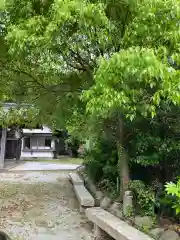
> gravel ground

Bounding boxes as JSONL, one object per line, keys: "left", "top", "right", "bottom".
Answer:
{"left": 0, "top": 172, "right": 94, "bottom": 240}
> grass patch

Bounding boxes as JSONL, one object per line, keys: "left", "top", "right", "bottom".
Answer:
{"left": 24, "top": 157, "right": 83, "bottom": 165}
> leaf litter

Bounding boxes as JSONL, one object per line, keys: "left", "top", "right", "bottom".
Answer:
{"left": 0, "top": 172, "right": 94, "bottom": 240}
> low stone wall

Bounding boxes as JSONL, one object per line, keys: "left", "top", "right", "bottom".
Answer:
{"left": 73, "top": 184, "right": 94, "bottom": 207}
{"left": 69, "top": 172, "right": 84, "bottom": 185}
{"left": 79, "top": 171, "right": 180, "bottom": 240}
{"left": 69, "top": 172, "right": 95, "bottom": 212}
{"left": 86, "top": 207, "right": 153, "bottom": 240}
{"left": 78, "top": 171, "right": 104, "bottom": 206}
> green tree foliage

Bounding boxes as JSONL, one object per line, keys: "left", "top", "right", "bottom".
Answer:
{"left": 82, "top": 0, "right": 180, "bottom": 198}
{"left": 0, "top": 0, "right": 179, "bottom": 202}
{"left": 0, "top": 104, "right": 41, "bottom": 127}
{"left": 1, "top": 0, "right": 113, "bottom": 128}
{"left": 83, "top": 48, "right": 178, "bottom": 119}
{"left": 165, "top": 179, "right": 180, "bottom": 215}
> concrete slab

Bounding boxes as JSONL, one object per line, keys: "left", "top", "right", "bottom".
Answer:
{"left": 86, "top": 207, "right": 153, "bottom": 240}
{"left": 9, "top": 162, "right": 81, "bottom": 171}
{"left": 74, "top": 185, "right": 94, "bottom": 207}
{"left": 69, "top": 172, "right": 84, "bottom": 185}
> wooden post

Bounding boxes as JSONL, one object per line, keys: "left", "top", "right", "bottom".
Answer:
{"left": 0, "top": 128, "right": 7, "bottom": 169}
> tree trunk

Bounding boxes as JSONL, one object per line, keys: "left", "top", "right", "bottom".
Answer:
{"left": 117, "top": 117, "right": 130, "bottom": 201}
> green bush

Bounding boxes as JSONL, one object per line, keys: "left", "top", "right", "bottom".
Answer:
{"left": 154, "top": 184, "right": 175, "bottom": 218}
{"left": 84, "top": 158, "right": 104, "bottom": 183}
{"left": 84, "top": 138, "right": 118, "bottom": 184}
{"left": 128, "top": 180, "right": 155, "bottom": 216}
{"left": 129, "top": 180, "right": 176, "bottom": 218}
{"left": 98, "top": 178, "right": 118, "bottom": 199}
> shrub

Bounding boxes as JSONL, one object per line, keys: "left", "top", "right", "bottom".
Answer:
{"left": 98, "top": 178, "right": 118, "bottom": 199}
{"left": 165, "top": 178, "right": 180, "bottom": 215}
{"left": 84, "top": 138, "right": 118, "bottom": 184}
{"left": 84, "top": 157, "right": 104, "bottom": 183}
{"left": 128, "top": 180, "right": 155, "bottom": 216}
{"left": 154, "top": 183, "right": 175, "bottom": 218}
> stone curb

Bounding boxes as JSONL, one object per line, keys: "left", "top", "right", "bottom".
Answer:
{"left": 69, "top": 172, "right": 95, "bottom": 211}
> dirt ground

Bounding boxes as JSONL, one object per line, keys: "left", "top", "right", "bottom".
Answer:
{"left": 0, "top": 172, "right": 94, "bottom": 240}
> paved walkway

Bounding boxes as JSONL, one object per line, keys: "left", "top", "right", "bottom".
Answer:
{"left": 0, "top": 171, "right": 94, "bottom": 240}
{"left": 10, "top": 162, "right": 81, "bottom": 171}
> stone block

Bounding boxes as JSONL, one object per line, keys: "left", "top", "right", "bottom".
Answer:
{"left": 69, "top": 172, "right": 84, "bottom": 185}
{"left": 150, "top": 228, "right": 165, "bottom": 239}
{"left": 109, "top": 202, "right": 123, "bottom": 219}
{"left": 76, "top": 165, "right": 85, "bottom": 172}
{"left": 86, "top": 207, "right": 153, "bottom": 240}
{"left": 74, "top": 184, "right": 94, "bottom": 207}
{"left": 100, "top": 196, "right": 111, "bottom": 210}
{"left": 95, "top": 191, "right": 104, "bottom": 206}
{"left": 160, "top": 230, "right": 180, "bottom": 240}
{"left": 96, "top": 191, "right": 104, "bottom": 201}
{"left": 123, "top": 190, "right": 133, "bottom": 216}
{"left": 134, "top": 216, "right": 154, "bottom": 229}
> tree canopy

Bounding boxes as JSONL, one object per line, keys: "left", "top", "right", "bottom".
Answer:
{"left": 0, "top": 0, "right": 179, "bottom": 128}
{"left": 0, "top": 0, "right": 179, "bottom": 197}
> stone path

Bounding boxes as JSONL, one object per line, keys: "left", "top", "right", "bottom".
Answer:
{"left": 0, "top": 171, "right": 94, "bottom": 240}
{"left": 10, "top": 162, "right": 80, "bottom": 171}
